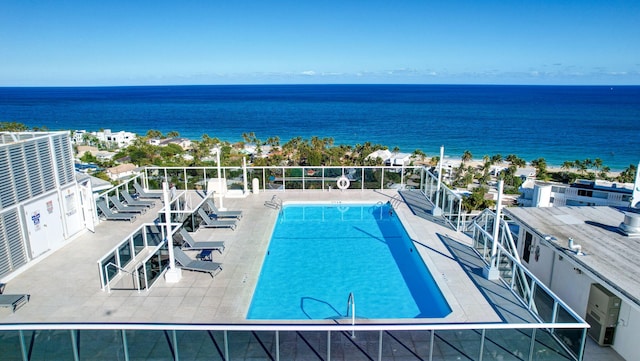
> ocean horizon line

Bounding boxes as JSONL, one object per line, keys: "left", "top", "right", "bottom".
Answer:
{"left": 2, "top": 83, "right": 640, "bottom": 89}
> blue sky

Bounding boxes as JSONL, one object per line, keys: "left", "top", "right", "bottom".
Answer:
{"left": 1, "top": 0, "right": 639, "bottom": 86}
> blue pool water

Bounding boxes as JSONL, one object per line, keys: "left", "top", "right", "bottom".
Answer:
{"left": 247, "top": 203, "right": 451, "bottom": 320}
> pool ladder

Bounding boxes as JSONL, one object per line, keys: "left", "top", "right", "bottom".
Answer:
{"left": 346, "top": 292, "right": 356, "bottom": 338}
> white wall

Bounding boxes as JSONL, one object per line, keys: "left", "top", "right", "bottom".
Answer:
{"left": 613, "top": 301, "right": 640, "bottom": 361}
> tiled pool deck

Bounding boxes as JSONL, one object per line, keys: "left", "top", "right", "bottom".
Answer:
{"left": 0, "top": 190, "right": 624, "bottom": 360}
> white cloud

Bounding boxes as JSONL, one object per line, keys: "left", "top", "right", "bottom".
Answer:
{"left": 301, "top": 70, "right": 316, "bottom": 76}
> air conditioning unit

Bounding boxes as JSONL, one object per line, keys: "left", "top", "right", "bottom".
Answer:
{"left": 585, "top": 283, "right": 621, "bottom": 346}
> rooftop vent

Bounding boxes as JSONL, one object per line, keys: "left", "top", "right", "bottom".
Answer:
{"left": 619, "top": 212, "right": 640, "bottom": 238}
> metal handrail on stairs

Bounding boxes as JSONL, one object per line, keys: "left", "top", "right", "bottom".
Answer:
{"left": 104, "top": 262, "right": 141, "bottom": 294}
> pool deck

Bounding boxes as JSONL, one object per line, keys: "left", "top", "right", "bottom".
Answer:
{"left": 0, "top": 189, "right": 623, "bottom": 360}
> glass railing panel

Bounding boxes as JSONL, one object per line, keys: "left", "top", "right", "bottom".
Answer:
{"left": 499, "top": 254, "right": 514, "bottom": 285}
{"left": 532, "top": 285, "right": 555, "bottom": 323}
{"left": 101, "top": 252, "right": 117, "bottom": 286}
{"left": 118, "top": 241, "right": 132, "bottom": 268}
{"left": 77, "top": 330, "right": 124, "bottom": 360}
{"left": 124, "top": 330, "right": 174, "bottom": 360}
{"left": 28, "top": 330, "right": 76, "bottom": 360}
{"left": 0, "top": 330, "right": 23, "bottom": 360}
{"left": 145, "top": 224, "right": 164, "bottom": 247}
{"left": 555, "top": 307, "right": 585, "bottom": 358}
{"left": 363, "top": 168, "right": 382, "bottom": 189}
{"left": 132, "top": 229, "right": 145, "bottom": 255}
{"left": 228, "top": 331, "right": 260, "bottom": 360}
{"left": 434, "top": 329, "right": 482, "bottom": 360}
{"left": 266, "top": 169, "right": 284, "bottom": 190}
{"left": 385, "top": 330, "right": 432, "bottom": 359}
{"left": 175, "top": 330, "right": 225, "bottom": 360}
{"left": 513, "top": 271, "right": 533, "bottom": 302}
{"left": 383, "top": 168, "right": 402, "bottom": 189}
{"left": 185, "top": 168, "right": 205, "bottom": 190}
{"left": 483, "top": 328, "right": 533, "bottom": 361}
{"left": 284, "top": 168, "right": 303, "bottom": 190}
{"left": 144, "top": 247, "right": 169, "bottom": 288}
{"left": 533, "top": 328, "right": 577, "bottom": 361}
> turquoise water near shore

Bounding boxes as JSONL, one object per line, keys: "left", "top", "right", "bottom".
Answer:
{"left": 0, "top": 84, "right": 638, "bottom": 170}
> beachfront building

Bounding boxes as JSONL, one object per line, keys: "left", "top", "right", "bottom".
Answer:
{"left": 0, "top": 131, "right": 90, "bottom": 280}
{"left": 519, "top": 179, "right": 635, "bottom": 208}
{"left": 505, "top": 206, "right": 640, "bottom": 361}
{"left": 0, "top": 151, "right": 610, "bottom": 361}
{"left": 95, "top": 129, "right": 137, "bottom": 148}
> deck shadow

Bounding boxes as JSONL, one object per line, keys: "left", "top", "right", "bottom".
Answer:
{"left": 438, "top": 234, "right": 537, "bottom": 324}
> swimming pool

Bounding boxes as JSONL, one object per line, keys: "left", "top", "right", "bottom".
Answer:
{"left": 247, "top": 203, "right": 451, "bottom": 320}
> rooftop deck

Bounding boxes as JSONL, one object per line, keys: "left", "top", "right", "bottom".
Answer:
{"left": 0, "top": 190, "right": 620, "bottom": 360}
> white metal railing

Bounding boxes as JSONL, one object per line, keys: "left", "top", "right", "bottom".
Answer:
{"left": 104, "top": 262, "right": 140, "bottom": 294}
{"left": 470, "top": 210, "right": 589, "bottom": 360}
{"left": 346, "top": 292, "right": 356, "bottom": 338}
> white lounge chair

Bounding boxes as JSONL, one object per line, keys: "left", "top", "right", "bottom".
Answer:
{"left": 173, "top": 247, "right": 222, "bottom": 277}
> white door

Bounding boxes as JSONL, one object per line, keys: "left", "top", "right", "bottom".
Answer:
{"left": 79, "top": 180, "right": 96, "bottom": 232}
{"left": 23, "top": 195, "right": 65, "bottom": 258}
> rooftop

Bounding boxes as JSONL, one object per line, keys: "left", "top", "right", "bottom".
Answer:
{"left": 505, "top": 205, "right": 640, "bottom": 307}
{"left": 0, "top": 189, "right": 619, "bottom": 360}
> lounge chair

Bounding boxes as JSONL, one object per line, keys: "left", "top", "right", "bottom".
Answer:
{"left": 122, "top": 191, "right": 155, "bottom": 208}
{"left": 133, "top": 183, "right": 163, "bottom": 199}
{"left": 197, "top": 209, "right": 237, "bottom": 230}
{"left": 204, "top": 198, "right": 243, "bottom": 219}
{"left": 0, "top": 294, "right": 30, "bottom": 312}
{"left": 176, "top": 228, "right": 225, "bottom": 253}
{"left": 96, "top": 200, "right": 136, "bottom": 222}
{"left": 173, "top": 247, "right": 222, "bottom": 277}
{"left": 109, "top": 196, "right": 147, "bottom": 214}
{"left": 264, "top": 195, "right": 282, "bottom": 209}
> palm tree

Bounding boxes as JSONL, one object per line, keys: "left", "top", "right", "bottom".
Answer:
{"left": 462, "top": 150, "right": 473, "bottom": 163}
{"left": 167, "top": 131, "right": 180, "bottom": 138}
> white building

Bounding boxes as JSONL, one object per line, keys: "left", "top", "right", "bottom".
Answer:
{"left": 94, "top": 129, "right": 137, "bottom": 148}
{"left": 506, "top": 206, "right": 640, "bottom": 361}
{"left": 519, "top": 179, "right": 634, "bottom": 208}
{"left": 0, "top": 131, "right": 91, "bottom": 280}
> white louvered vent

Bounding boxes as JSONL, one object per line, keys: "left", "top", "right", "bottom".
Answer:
{"left": 24, "top": 142, "right": 45, "bottom": 195}
{"left": 0, "top": 147, "right": 14, "bottom": 209}
{"left": 9, "top": 144, "right": 30, "bottom": 203}
{"left": 53, "top": 135, "right": 75, "bottom": 186}
{"left": 0, "top": 209, "right": 27, "bottom": 278}
{"left": 38, "top": 139, "right": 56, "bottom": 191}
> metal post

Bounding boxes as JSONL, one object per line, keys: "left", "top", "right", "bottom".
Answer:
{"left": 378, "top": 330, "right": 383, "bottom": 361}
{"left": 528, "top": 328, "right": 537, "bottom": 361}
{"left": 121, "top": 330, "right": 130, "bottom": 361}
{"left": 429, "top": 329, "right": 435, "bottom": 361}
{"left": 223, "top": 330, "right": 229, "bottom": 361}
{"left": 432, "top": 146, "right": 444, "bottom": 216}
{"left": 483, "top": 179, "right": 503, "bottom": 280}
{"left": 172, "top": 330, "right": 179, "bottom": 361}
{"left": 327, "top": 331, "right": 331, "bottom": 361}
{"left": 19, "top": 330, "right": 28, "bottom": 361}
{"left": 275, "top": 330, "right": 280, "bottom": 361}
{"left": 69, "top": 330, "right": 80, "bottom": 361}
{"left": 215, "top": 147, "right": 226, "bottom": 211}
{"left": 164, "top": 181, "right": 181, "bottom": 282}
{"left": 242, "top": 157, "right": 248, "bottom": 195}
{"left": 479, "top": 329, "right": 485, "bottom": 361}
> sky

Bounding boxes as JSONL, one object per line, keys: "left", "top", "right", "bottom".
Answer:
{"left": 1, "top": 0, "right": 639, "bottom": 86}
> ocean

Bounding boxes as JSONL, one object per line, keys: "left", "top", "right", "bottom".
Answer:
{"left": 0, "top": 84, "right": 638, "bottom": 170}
